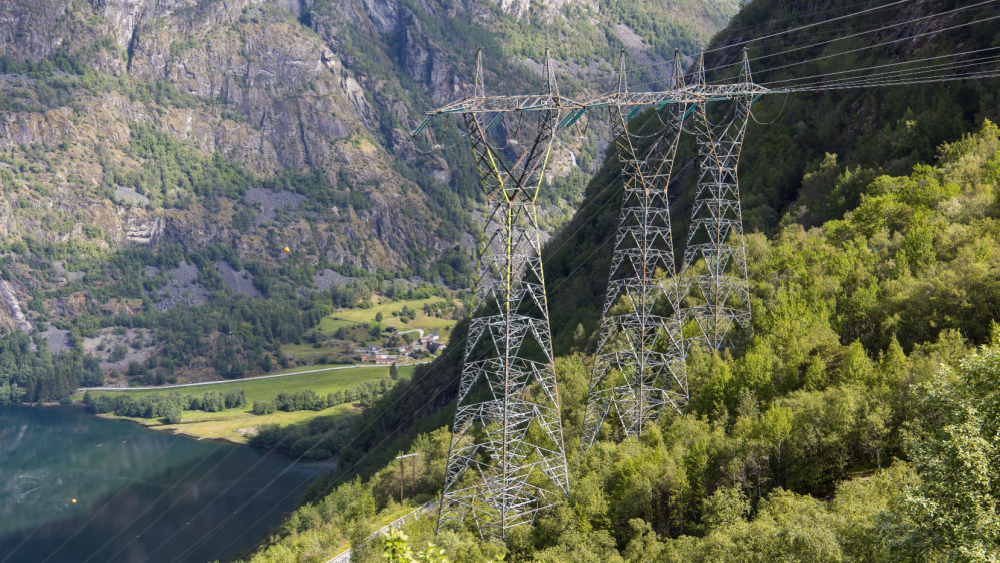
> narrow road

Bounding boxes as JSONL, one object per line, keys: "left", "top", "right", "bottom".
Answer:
{"left": 76, "top": 361, "right": 430, "bottom": 393}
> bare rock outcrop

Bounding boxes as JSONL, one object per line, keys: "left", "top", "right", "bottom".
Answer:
{"left": 0, "top": 280, "right": 31, "bottom": 333}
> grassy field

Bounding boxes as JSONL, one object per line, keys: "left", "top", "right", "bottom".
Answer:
{"left": 109, "top": 402, "right": 360, "bottom": 444}
{"left": 73, "top": 364, "right": 416, "bottom": 441}
{"left": 73, "top": 366, "right": 414, "bottom": 444}
{"left": 74, "top": 364, "right": 415, "bottom": 403}
{"left": 331, "top": 297, "right": 458, "bottom": 334}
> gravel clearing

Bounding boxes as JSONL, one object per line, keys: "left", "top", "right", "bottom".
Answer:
{"left": 86, "top": 328, "right": 157, "bottom": 371}
{"left": 38, "top": 329, "right": 71, "bottom": 353}
{"left": 313, "top": 269, "right": 354, "bottom": 289}
{"left": 246, "top": 187, "right": 305, "bottom": 225}
{"left": 115, "top": 186, "right": 150, "bottom": 206}
{"left": 148, "top": 261, "right": 209, "bottom": 311}
{"left": 216, "top": 261, "right": 261, "bottom": 297}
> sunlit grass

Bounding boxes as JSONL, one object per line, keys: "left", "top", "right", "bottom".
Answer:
{"left": 74, "top": 364, "right": 414, "bottom": 403}
{"left": 280, "top": 297, "right": 459, "bottom": 359}
{"left": 117, "top": 403, "right": 359, "bottom": 443}
{"left": 74, "top": 364, "right": 417, "bottom": 442}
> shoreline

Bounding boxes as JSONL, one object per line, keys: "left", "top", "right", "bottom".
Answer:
{"left": 9, "top": 403, "right": 254, "bottom": 447}
{"left": 101, "top": 412, "right": 255, "bottom": 445}
{"left": 82, "top": 401, "right": 360, "bottom": 454}
{"left": 76, "top": 361, "right": 429, "bottom": 393}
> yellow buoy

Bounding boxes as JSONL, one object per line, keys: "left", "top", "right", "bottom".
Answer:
{"left": 283, "top": 247, "right": 290, "bottom": 253}
{"left": 72, "top": 499, "right": 77, "bottom": 504}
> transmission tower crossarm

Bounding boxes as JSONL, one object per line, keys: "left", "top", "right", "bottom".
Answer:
{"left": 426, "top": 94, "right": 586, "bottom": 116}
{"left": 584, "top": 83, "right": 770, "bottom": 110}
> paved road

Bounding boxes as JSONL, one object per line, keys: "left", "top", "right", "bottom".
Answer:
{"left": 76, "top": 361, "right": 430, "bottom": 393}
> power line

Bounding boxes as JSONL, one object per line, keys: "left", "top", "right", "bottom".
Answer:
{"left": 626, "top": 1, "right": 998, "bottom": 91}
{"left": 90, "top": 148, "right": 635, "bottom": 562}
{"left": 128, "top": 306, "right": 401, "bottom": 563}
{"left": 768, "top": 50, "right": 1000, "bottom": 90}
{"left": 760, "top": 44, "right": 1000, "bottom": 86}
{"left": 746, "top": 0, "right": 998, "bottom": 66}
{"left": 628, "top": 16, "right": 900, "bottom": 78}
{"left": 85, "top": 410, "right": 283, "bottom": 563}
{"left": 627, "top": 0, "right": 929, "bottom": 77}
{"left": 37, "top": 434, "right": 185, "bottom": 563}
{"left": 750, "top": 8, "right": 1000, "bottom": 79}
{"left": 784, "top": 68, "right": 1000, "bottom": 91}
{"left": 208, "top": 226, "right": 620, "bottom": 563}
{"left": 146, "top": 314, "right": 497, "bottom": 561}
{"left": 41, "top": 9, "right": 1000, "bottom": 558}
{"left": 706, "top": 0, "right": 911, "bottom": 54}
{"left": 157, "top": 101, "right": 649, "bottom": 557}
{"left": 65, "top": 284, "right": 348, "bottom": 563}
{"left": 132, "top": 424, "right": 304, "bottom": 563}
{"left": 713, "top": 0, "right": 915, "bottom": 37}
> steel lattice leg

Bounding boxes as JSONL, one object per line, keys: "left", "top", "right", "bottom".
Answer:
{"left": 681, "top": 50, "right": 755, "bottom": 351}
{"left": 580, "top": 51, "right": 689, "bottom": 453}
{"left": 437, "top": 50, "right": 569, "bottom": 541}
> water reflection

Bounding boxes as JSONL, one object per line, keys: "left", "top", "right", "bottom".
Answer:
{"left": 0, "top": 406, "right": 318, "bottom": 563}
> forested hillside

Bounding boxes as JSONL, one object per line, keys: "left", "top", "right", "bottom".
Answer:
{"left": 545, "top": 0, "right": 1000, "bottom": 351}
{"left": 236, "top": 116, "right": 1000, "bottom": 562}
{"left": 227, "top": 0, "right": 1000, "bottom": 561}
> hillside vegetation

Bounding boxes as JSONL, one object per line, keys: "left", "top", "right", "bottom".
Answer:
{"left": 544, "top": 0, "right": 1000, "bottom": 351}
{"left": 232, "top": 116, "right": 1000, "bottom": 561}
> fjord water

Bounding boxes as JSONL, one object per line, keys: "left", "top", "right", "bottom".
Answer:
{"left": 0, "top": 406, "right": 318, "bottom": 563}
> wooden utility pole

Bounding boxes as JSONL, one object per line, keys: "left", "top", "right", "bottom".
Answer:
{"left": 396, "top": 452, "right": 419, "bottom": 503}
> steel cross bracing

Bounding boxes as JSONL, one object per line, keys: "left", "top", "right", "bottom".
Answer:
{"left": 418, "top": 46, "right": 769, "bottom": 539}
{"left": 436, "top": 49, "right": 570, "bottom": 542}
{"left": 680, "top": 50, "right": 756, "bottom": 350}
{"left": 579, "top": 50, "right": 690, "bottom": 453}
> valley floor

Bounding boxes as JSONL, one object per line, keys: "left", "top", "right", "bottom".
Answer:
{"left": 69, "top": 364, "right": 418, "bottom": 443}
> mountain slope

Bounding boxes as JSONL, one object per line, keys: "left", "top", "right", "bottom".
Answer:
{"left": 0, "top": 0, "right": 740, "bottom": 402}
{"left": 544, "top": 0, "right": 1000, "bottom": 352}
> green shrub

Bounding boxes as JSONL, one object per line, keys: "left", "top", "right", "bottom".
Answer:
{"left": 253, "top": 399, "right": 277, "bottom": 415}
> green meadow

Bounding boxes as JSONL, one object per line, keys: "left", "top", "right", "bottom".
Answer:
{"left": 74, "top": 364, "right": 413, "bottom": 403}
{"left": 71, "top": 364, "right": 415, "bottom": 443}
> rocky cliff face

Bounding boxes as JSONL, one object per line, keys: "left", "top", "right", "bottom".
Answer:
{"left": 0, "top": 0, "right": 733, "bottom": 330}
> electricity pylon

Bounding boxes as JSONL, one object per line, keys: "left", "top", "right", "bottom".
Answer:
{"left": 681, "top": 50, "right": 757, "bottom": 350}
{"left": 579, "top": 50, "right": 690, "bottom": 453}
{"left": 414, "top": 45, "right": 770, "bottom": 539}
{"left": 436, "top": 49, "right": 571, "bottom": 541}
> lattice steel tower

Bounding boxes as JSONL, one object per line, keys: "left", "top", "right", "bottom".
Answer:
{"left": 682, "top": 50, "right": 756, "bottom": 350}
{"left": 579, "top": 50, "right": 690, "bottom": 453}
{"left": 437, "top": 49, "right": 570, "bottom": 540}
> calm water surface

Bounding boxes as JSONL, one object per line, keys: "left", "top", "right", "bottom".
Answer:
{"left": 0, "top": 406, "right": 321, "bottom": 563}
